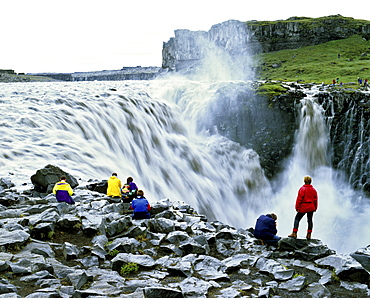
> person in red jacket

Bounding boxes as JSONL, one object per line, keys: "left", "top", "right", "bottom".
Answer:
{"left": 288, "top": 175, "right": 318, "bottom": 240}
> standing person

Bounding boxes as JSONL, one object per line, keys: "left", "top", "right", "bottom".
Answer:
{"left": 130, "top": 190, "right": 151, "bottom": 219}
{"left": 107, "top": 173, "right": 122, "bottom": 198}
{"left": 52, "top": 176, "right": 75, "bottom": 204}
{"left": 288, "top": 175, "right": 318, "bottom": 240}
{"left": 253, "top": 213, "right": 281, "bottom": 245}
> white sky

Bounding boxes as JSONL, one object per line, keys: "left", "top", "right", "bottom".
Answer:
{"left": 1, "top": 0, "right": 369, "bottom": 74}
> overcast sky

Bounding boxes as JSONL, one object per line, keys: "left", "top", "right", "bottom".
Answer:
{"left": 2, "top": 0, "right": 369, "bottom": 74}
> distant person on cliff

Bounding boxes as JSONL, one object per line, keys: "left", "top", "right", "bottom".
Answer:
{"left": 253, "top": 213, "right": 281, "bottom": 245}
{"left": 288, "top": 175, "right": 318, "bottom": 240}
{"left": 107, "top": 173, "right": 122, "bottom": 198}
{"left": 122, "top": 176, "right": 138, "bottom": 202}
{"left": 52, "top": 176, "right": 75, "bottom": 204}
{"left": 130, "top": 189, "right": 151, "bottom": 219}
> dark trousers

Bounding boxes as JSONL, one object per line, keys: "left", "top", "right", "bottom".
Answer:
{"left": 293, "top": 211, "right": 314, "bottom": 232}
{"left": 132, "top": 211, "right": 150, "bottom": 219}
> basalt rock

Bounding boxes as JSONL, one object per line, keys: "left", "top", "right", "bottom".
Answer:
{"left": 30, "top": 164, "right": 78, "bottom": 193}
{"left": 0, "top": 175, "right": 369, "bottom": 297}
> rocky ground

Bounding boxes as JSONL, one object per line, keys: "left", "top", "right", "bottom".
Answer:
{"left": 1, "top": 168, "right": 370, "bottom": 297}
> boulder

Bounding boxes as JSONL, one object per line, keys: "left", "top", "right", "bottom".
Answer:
{"left": 350, "top": 245, "right": 370, "bottom": 272}
{"left": 315, "top": 254, "right": 370, "bottom": 283}
{"left": 86, "top": 180, "right": 108, "bottom": 194}
{"left": 143, "top": 287, "right": 184, "bottom": 298}
{"left": 0, "top": 178, "right": 15, "bottom": 190}
{"left": 30, "top": 164, "right": 78, "bottom": 193}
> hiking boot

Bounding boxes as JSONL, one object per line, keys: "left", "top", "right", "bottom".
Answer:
{"left": 306, "top": 233, "right": 312, "bottom": 240}
{"left": 288, "top": 232, "right": 297, "bottom": 238}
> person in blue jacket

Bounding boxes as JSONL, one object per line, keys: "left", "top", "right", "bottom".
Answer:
{"left": 130, "top": 190, "right": 151, "bottom": 219}
{"left": 253, "top": 213, "right": 281, "bottom": 245}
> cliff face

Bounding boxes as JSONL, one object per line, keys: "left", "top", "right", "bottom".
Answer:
{"left": 33, "top": 67, "right": 162, "bottom": 82}
{"left": 248, "top": 15, "right": 370, "bottom": 52}
{"left": 206, "top": 83, "right": 370, "bottom": 196}
{"left": 318, "top": 91, "right": 370, "bottom": 194}
{"left": 162, "top": 16, "right": 370, "bottom": 71}
{"left": 162, "top": 20, "right": 255, "bottom": 71}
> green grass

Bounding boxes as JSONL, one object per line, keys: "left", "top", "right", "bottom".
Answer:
{"left": 247, "top": 15, "right": 370, "bottom": 29}
{"left": 255, "top": 34, "right": 370, "bottom": 84}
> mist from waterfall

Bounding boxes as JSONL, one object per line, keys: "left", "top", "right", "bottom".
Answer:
{"left": 271, "top": 91, "right": 370, "bottom": 253}
{"left": 0, "top": 79, "right": 272, "bottom": 230}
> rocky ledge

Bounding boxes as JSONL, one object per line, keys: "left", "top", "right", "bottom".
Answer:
{"left": 1, "top": 168, "right": 370, "bottom": 297}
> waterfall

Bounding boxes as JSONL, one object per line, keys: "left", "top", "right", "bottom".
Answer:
{"left": 1, "top": 79, "right": 369, "bottom": 253}
{"left": 272, "top": 92, "right": 370, "bottom": 252}
{"left": 0, "top": 80, "right": 271, "bottom": 230}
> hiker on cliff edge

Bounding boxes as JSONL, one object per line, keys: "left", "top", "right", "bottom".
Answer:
{"left": 253, "top": 213, "right": 281, "bottom": 245}
{"left": 288, "top": 175, "right": 318, "bottom": 240}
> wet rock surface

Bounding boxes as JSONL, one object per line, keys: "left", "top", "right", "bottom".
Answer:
{"left": 0, "top": 172, "right": 369, "bottom": 297}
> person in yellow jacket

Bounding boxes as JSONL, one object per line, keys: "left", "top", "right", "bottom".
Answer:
{"left": 52, "top": 176, "right": 75, "bottom": 204}
{"left": 107, "top": 173, "right": 122, "bottom": 198}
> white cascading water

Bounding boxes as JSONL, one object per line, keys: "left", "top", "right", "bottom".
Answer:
{"left": 0, "top": 79, "right": 272, "bottom": 230}
{"left": 272, "top": 91, "right": 370, "bottom": 252}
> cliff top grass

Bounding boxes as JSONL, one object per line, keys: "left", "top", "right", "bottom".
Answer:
{"left": 255, "top": 34, "right": 370, "bottom": 84}
{"left": 246, "top": 14, "right": 370, "bottom": 28}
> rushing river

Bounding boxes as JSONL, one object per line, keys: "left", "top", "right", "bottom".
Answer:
{"left": 0, "top": 78, "right": 369, "bottom": 253}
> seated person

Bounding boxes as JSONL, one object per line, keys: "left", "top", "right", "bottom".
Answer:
{"left": 130, "top": 190, "right": 151, "bottom": 219}
{"left": 253, "top": 213, "right": 281, "bottom": 245}
{"left": 52, "top": 176, "right": 75, "bottom": 205}
{"left": 107, "top": 173, "right": 122, "bottom": 198}
{"left": 122, "top": 176, "right": 138, "bottom": 202}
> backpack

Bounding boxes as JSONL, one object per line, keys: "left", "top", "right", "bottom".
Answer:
{"left": 121, "top": 184, "right": 130, "bottom": 198}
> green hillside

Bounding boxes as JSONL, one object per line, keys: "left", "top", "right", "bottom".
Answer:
{"left": 255, "top": 34, "right": 370, "bottom": 84}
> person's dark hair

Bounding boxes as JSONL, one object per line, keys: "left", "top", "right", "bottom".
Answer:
{"left": 270, "top": 213, "right": 277, "bottom": 221}
{"left": 112, "top": 173, "right": 117, "bottom": 176}
{"left": 60, "top": 175, "right": 67, "bottom": 181}
{"left": 127, "top": 177, "right": 133, "bottom": 183}
{"left": 137, "top": 189, "right": 144, "bottom": 196}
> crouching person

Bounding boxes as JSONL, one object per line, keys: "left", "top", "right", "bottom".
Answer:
{"left": 130, "top": 190, "right": 151, "bottom": 219}
{"left": 52, "top": 176, "right": 75, "bottom": 205}
{"left": 253, "top": 213, "right": 281, "bottom": 245}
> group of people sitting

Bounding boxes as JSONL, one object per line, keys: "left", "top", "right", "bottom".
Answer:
{"left": 52, "top": 173, "right": 151, "bottom": 220}
{"left": 106, "top": 173, "right": 151, "bottom": 219}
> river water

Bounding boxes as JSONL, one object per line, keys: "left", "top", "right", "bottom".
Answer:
{"left": 1, "top": 78, "right": 369, "bottom": 253}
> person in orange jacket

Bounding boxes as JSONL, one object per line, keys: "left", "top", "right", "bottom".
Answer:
{"left": 288, "top": 175, "right": 318, "bottom": 240}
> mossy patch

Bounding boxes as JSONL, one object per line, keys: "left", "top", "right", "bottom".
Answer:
{"left": 256, "top": 82, "right": 289, "bottom": 99}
